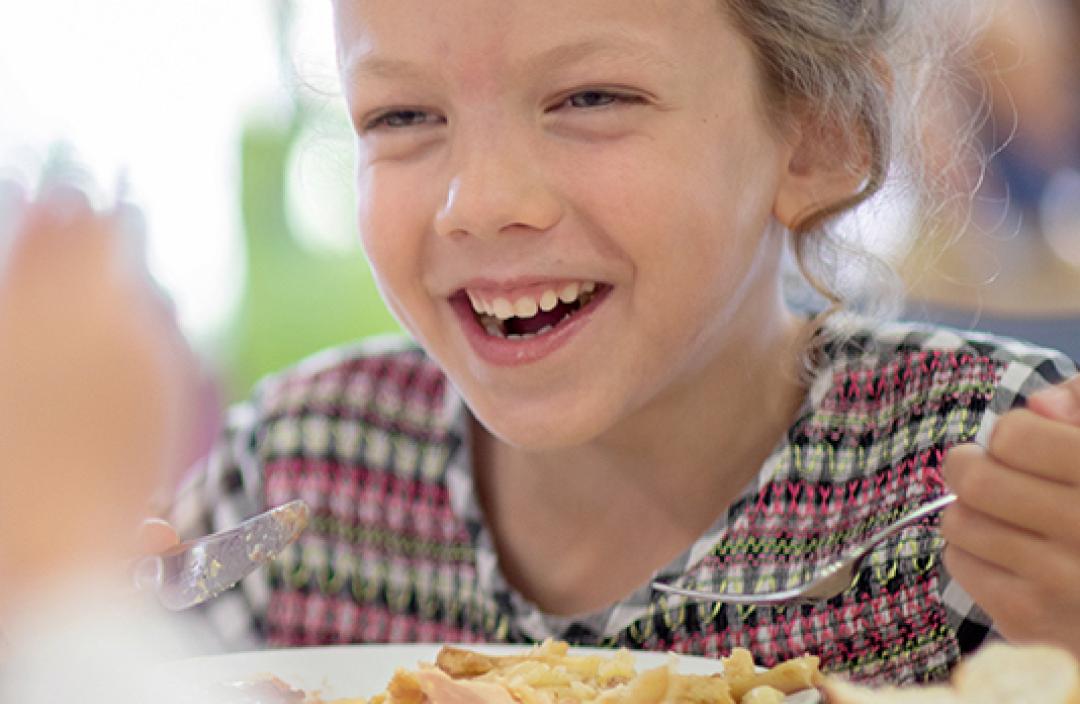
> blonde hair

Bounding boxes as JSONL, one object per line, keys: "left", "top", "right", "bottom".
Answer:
{"left": 721, "top": 0, "right": 978, "bottom": 327}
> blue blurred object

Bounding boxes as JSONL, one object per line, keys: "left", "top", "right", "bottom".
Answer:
{"left": 904, "top": 302, "right": 1080, "bottom": 364}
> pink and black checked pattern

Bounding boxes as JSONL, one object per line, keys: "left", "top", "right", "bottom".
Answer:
{"left": 171, "top": 323, "right": 1077, "bottom": 685}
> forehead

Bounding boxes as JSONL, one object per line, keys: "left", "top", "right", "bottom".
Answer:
{"left": 333, "top": 0, "right": 739, "bottom": 83}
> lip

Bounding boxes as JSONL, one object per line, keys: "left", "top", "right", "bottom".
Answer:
{"left": 449, "top": 284, "right": 612, "bottom": 367}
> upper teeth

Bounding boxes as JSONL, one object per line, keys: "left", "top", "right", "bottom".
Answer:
{"left": 468, "top": 281, "right": 597, "bottom": 321}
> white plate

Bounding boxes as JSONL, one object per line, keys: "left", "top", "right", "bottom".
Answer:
{"left": 160, "top": 644, "right": 821, "bottom": 702}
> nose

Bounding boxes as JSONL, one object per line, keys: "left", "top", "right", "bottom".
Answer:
{"left": 434, "top": 130, "right": 563, "bottom": 241}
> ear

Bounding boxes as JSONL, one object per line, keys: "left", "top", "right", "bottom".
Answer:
{"left": 772, "top": 113, "right": 872, "bottom": 232}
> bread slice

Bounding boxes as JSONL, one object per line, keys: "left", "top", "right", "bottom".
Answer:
{"left": 822, "top": 643, "right": 1080, "bottom": 704}
{"left": 953, "top": 643, "right": 1080, "bottom": 704}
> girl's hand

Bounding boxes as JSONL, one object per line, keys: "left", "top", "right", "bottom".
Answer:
{"left": 0, "top": 183, "right": 201, "bottom": 610}
{"left": 942, "top": 375, "right": 1080, "bottom": 657}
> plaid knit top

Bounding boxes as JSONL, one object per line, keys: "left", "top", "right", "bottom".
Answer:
{"left": 172, "top": 320, "right": 1077, "bottom": 685}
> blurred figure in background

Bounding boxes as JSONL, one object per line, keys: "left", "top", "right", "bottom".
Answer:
{"left": 0, "top": 180, "right": 216, "bottom": 702}
{"left": 902, "top": 0, "right": 1080, "bottom": 360}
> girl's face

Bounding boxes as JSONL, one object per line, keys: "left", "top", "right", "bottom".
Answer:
{"left": 335, "top": 0, "right": 798, "bottom": 449}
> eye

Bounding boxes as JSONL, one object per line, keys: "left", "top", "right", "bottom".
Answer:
{"left": 363, "top": 108, "right": 444, "bottom": 131}
{"left": 568, "top": 91, "right": 618, "bottom": 108}
{"left": 555, "top": 89, "right": 645, "bottom": 111}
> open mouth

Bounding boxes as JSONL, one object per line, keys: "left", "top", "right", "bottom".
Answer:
{"left": 460, "top": 281, "right": 609, "bottom": 340}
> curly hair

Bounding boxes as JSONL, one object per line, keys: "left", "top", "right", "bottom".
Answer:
{"left": 721, "top": 0, "right": 978, "bottom": 328}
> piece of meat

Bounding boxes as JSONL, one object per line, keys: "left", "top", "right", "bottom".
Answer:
{"left": 412, "top": 667, "right": 517, "bottom": 704}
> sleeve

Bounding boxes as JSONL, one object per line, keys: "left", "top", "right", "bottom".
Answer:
{"left": 939, "top": 345, "right": 1079, "bottom": 653}
{"left": 167, "top": 398, "right": 270, "bottom": 652}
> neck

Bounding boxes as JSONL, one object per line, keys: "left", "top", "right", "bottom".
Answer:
{"left": 471, "top": 291, "right": 811, "bottom": 614}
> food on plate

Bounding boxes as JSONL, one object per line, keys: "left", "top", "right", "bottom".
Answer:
{"left": 274, "top": 640, "right": 1079, "bottom": 703}
{"left": 219, "top": 676, "right": 308, "bottom": 703}
{"left": 821, "top": 643, "right": 1080, "bottom": 703}
{"left": 166, "top": 675, "right": 308, "bottom": 704}
{"left": 326, "top": 639, "right": 821, "bottom": 704}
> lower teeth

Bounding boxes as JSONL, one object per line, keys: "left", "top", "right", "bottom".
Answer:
{"left": 476, "top": 287, "right": 598, "bottom": 340}
{"left": 506, "top": 324, "right": 554, "bottom": 341}
{"left": 480, "top": 315, "right": 563, "bottom": 340}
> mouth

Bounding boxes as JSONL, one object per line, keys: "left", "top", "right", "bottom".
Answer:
{"left": 458, "top": 280, "right": 609, "bottom": 340}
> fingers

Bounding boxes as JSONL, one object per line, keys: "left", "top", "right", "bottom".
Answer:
{"left": 36, "top": 182, "right": 94, "bottom": 222}
{"left": 0, "top": 179, "right": 28, "bottom": 223}
{"left": 940, "top": 501, "right": 1080, "bottom": 588}
{"left": 943, "top": 416, "right": 1080, "bottom": 654}
{"left": 941, "top": 545, "right": 1049, "bottom": 644}
{"left": 940, "top": 501, "right": 1039, "bottom": 578}
{"left": 944, "top": 540, "right": 1080, "bottom": 650}
{"left": 129, "top": 519, "right": 181, "bottom": 594}
{"left": 0, "top": 179, "right": 28, "bottom": 265}
{"left": 3, "top": 174, "right": 145, "bottom": 278}
{"left": 12, "top": 183, "right": 97, "bottom": 256}
{"left": 943, "top": 443, "right": 1079, "bottom": 542}
{"left": 988, "top": 408, "right": 1080, "bottom": 485}
{"left": 4, "top": 187, "right": 109, "bottom": 283}
{"left": 1027, "top": 377, "right": 1080, "bottom": 427}
{"left": 2, "top": 185, "right": 164, "bottom": 318}
{"left": 137, "top": 519, "right": 181, "bottom": 555}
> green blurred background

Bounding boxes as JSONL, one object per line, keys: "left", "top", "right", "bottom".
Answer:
{"left": 214, "top": 104, "right": 400, "bottom": 400}
{"left": 208, "top": 1, "right": 401, "bottom": 401}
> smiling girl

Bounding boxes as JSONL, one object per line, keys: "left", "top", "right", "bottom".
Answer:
{"left": 150, "top": 0, "right": 1080, "bottom": 687}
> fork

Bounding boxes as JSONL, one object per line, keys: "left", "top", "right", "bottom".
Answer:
{"left": 651, "top": 493, "right": 957, "bottom": 605}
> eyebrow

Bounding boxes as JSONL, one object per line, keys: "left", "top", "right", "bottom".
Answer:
{"left": 341, "top": 54, "right": 431, "bottom": 83}
{"left": 341, "top": 33, "right": 676, "bottom": 84}
{"left": 522, "top": 35, "right": 676, "bottom": 75}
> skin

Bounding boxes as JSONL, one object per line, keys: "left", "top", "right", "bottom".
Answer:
{"left": 942, "top": 380, "right": 1080, "bottom": 658}
{"left": 333, "top": 0, "right": 860, "bottom": 614}
{"left": 0, "top": 187, "right": 199, "bottom": 614}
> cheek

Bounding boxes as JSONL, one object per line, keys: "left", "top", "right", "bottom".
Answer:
{"left": 355, "top": 170, "right": 434, "bottom": 328}
{"left": 566, "top": 127, "right": 775, "bottom": 237}
{"left": 563, "top": 138, "right": 773, "bottom": 287}
{"left": 358, "top": 169, "right": 429, "bottom": 267}
{"left": 566, "top": 137, "right": 782, "bottom": 361}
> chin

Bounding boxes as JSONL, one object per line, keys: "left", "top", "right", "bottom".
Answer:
{"left": 468, "top": 394, "right": 616, "bottom": 452}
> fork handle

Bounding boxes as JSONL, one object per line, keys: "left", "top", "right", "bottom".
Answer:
{"left": 855, "top": 492, "right": 957, "bottom": 557}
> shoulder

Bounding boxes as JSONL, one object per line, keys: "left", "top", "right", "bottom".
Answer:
{"left": 808, "top": 316, "right": 1078, "bottom": 442}
{"left": 227, "top": 334, "right": 460, "bottom": 442}
{"left": 827, "top": 317, "right": 1074, "bottom": 370}
{"left": 820, "top": 316, "right": 1076, "bottom": 390}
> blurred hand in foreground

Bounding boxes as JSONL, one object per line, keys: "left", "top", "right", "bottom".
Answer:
{"left": 942, "top": 375, "right": 1080, "bottom": 659}
{"left": 0, "top": 183, "right": 201, "bottom": 613}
